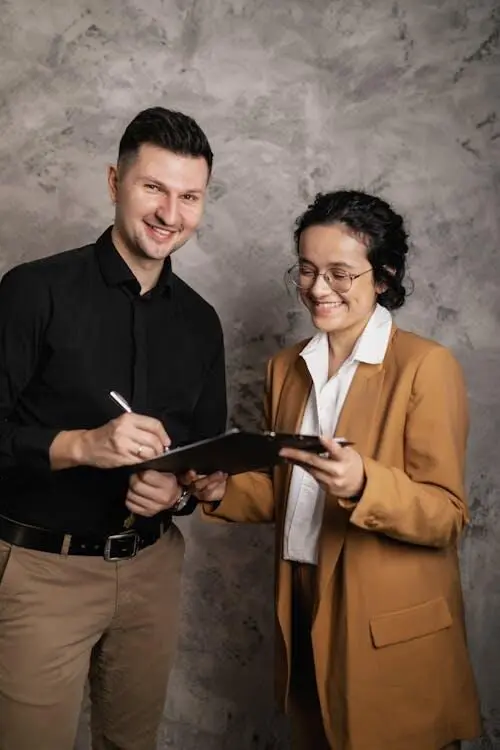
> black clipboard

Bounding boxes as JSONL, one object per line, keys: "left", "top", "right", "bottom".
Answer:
{"left": 130, "top": 428, "right": 352, "bottom": 476}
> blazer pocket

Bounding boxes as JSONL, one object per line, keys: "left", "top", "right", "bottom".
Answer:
{"left": 370, "top": 596, "right": 452, "bottom": 648}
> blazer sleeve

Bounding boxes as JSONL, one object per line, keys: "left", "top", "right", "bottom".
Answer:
{"left": 343, "top": 346, "right": 469, "bottom": 548}
{"left": 201, "top": 359, "right": 275, "bottom": 523}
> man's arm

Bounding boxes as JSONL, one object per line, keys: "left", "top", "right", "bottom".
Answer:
{"left": 0, "top": 265, "right": 60, "bottom": 473}
{"left": 0, "top": 264, "right": 169, "bottom": 474}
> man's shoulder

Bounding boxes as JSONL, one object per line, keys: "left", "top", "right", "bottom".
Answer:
{"left": 2, "top": 242, "right": 95, "bottom": 286}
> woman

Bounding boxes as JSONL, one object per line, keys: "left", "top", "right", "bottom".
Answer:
{"left": 188, "top": 190, "right": 482, "bottom": 749}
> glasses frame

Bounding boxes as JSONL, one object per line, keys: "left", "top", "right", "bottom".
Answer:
{"left": 286, "top": 263, "right": 373, "bottom": 293}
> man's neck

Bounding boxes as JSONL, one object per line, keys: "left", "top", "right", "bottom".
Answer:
{"left": 111, "top": 226, "right": 163, "bottom": 295}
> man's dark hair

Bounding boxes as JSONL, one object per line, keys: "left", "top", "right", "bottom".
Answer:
{"left": 118, "top": 106, "right": 213, "bottom": 176}
{"left": 294, "top": 189, "right": 410, "bottom": 310}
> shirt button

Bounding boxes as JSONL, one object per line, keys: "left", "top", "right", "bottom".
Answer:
{"left": 365, "top": 516, "right": 379, "bottom": 529}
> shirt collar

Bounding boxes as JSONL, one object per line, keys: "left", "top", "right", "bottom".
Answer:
{"left": 95, "top": 226, "right": 173, "bottom": 297}
{"left": 301, "top": 303, "right": 393, "bottom": 368}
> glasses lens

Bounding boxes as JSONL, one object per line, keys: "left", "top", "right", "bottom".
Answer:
{"left": 287, "top": 265, "right": 306, "bottom": 288}
{"left": 326, "top": 272, "right": 351, "bottom": 293}
{"left": 287, "top": 266, "right": 354, "bottom": 292}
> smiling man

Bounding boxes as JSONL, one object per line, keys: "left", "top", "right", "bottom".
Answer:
{"left": 0, "top": 108, "right": 227, "bottom": 750}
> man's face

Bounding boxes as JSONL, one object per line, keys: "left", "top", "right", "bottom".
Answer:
{"left": 108, "top": 143, "right": 209, "bottom": 263}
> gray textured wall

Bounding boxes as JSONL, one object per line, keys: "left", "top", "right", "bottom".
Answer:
{"left": 1, "top": 0, "right": 499, "bottom": 748}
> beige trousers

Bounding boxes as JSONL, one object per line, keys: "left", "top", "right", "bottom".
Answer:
{"left": 0, "top": 525, "right": 184, "bottom": 750}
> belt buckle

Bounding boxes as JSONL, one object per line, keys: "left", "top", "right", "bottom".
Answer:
{"left": 103, "top": 530, "right": 139, "bottom": 561}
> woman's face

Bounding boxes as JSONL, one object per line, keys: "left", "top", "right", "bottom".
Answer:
{"left": 297, "top": 222, "right": 382, "bottom": 338}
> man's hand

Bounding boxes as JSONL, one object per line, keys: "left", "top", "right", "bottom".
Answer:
{"left": 126, "top": 470, "right": 181, "bottom": 517}
{"left": 49, "top": 413, "right": 170, "bottom": 470}
{"left": 180, "top": 470, "right": 228, "bottom": 504}
{"left": 279, "top": 437, "right": 365, "bottom": 499}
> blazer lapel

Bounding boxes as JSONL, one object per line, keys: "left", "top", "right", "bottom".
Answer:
{"left": 272, "top": 353, "right": 312, "bottom": 538}
{"left": 334, "top": 360, "right": 386, "bottom": 453}
{"left": 273, "top": 354, "right": 312, "bottom": 434}
{"left": 317, "top": 354, "right": 388, "bottom": 598}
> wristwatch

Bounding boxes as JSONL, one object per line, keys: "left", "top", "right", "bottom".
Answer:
{"left": 171, "top": 485, "right": 191, "bottom": 513}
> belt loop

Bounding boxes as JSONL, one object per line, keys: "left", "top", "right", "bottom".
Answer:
{"left": 60, "top": 533, "right": 72, "bottom": 556}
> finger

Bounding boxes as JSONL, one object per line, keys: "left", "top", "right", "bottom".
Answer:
{"left": 127, "top": 440, "right": 160, "bottom": 462}
{"left": 191, "top": 472, "right": 227, "bottom": 492}
{"left": 177, "top": 470, "right": 207, "bottom": 487}
{"left": 179, "top": 470, "right": 197, "bottom": 485}
{"left": 134, "top": 470, "right": 178, "bottom": 488}
{"left": 128, "top": 478, "right": 171, "bottom": 504}
{"left": 201, "top": 478, "right": 226, "bottom": 495}
{"left": 198, "top": 484, "right": 226, "bottom": 503}
{"left": 127, "top": 414, "right": 171, "bottom": 448}
{"left": 279, "top": 447, "right": 331, "bottom": 470}
{"left": 126, "top": 487, "right": 164, "bottom": 512}
{"left": 320, "top": 437, "right": 348, "bottom": 459}
{"left": 129, "top": 431, "right": 166, "bottom": 458}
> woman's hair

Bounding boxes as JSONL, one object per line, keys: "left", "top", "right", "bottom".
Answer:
{"left": 294, "top": 190, "right": 410, "bottom": 310}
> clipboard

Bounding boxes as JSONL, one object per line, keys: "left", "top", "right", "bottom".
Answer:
{"left": 130, "top": 428, "right": 352, "bottom": 476}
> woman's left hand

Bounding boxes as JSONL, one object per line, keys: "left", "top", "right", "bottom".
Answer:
{"left": 279, "top": 437, "right": 366, "bottom": 499}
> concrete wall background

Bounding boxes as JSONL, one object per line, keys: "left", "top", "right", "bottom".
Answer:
{"left": 0, "top": 0, "right": 499, "bottom": 747}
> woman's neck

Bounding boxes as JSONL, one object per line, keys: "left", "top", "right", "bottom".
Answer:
{"left": 327, "top": 308, "right": 375, "bottom": 375}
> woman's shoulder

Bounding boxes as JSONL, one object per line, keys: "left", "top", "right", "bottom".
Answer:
{"left": 390, "top": 326, "right": 461, "bottom": 374}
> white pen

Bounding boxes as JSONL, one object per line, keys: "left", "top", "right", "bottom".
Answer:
{"left": 109, "top": 390, "right": 132, "bottom": 413}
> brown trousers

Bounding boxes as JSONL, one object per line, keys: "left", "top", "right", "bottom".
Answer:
{"left": 0, "top": 525, "right": 184, "bottom": 750}
{"left": 289, "top": 563, "right": 461, "bottom": 750}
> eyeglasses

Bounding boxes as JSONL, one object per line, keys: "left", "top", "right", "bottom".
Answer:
{"left": 286, "top": 263, "right": 373, "bottom": 294}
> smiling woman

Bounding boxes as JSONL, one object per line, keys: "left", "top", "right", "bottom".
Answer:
{"left": 193, "top": 190, "right": 482, "bottom": 750}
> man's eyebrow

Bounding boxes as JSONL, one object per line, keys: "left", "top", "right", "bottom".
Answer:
{"left": 139, "top": 176, "right": 205, "bottom": 193}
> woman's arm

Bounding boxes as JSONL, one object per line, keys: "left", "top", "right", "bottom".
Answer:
{"left": 199, "top": 359, "right": 276, "bottom": 523}
{"left": 343, "top": 346, "right": 469, "bottom": 547}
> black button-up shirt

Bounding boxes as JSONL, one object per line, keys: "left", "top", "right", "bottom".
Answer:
{"left": 0, "top": 228, "right": 227, "bottom": 535}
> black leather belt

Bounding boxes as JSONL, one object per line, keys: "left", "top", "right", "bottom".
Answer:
{"left": 0, "top": 514, "right": 170, "bottom": 561}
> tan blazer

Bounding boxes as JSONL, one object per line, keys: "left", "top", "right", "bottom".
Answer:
{"left": 204, "top": 325, "right": 481, "bottom": 750}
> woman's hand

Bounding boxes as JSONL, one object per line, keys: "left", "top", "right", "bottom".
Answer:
{"left": 179, "top": 470, "right": 228, "bottom": 504}
{"left": 279, "top": 437, "right": 366, "bottom": 499}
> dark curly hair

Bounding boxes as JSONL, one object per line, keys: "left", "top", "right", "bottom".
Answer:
{"left": 294, "top": 190, "right": 409, "bottom": 310}
{"left": 118, "top": 107, "right": 213, "bottom": 176}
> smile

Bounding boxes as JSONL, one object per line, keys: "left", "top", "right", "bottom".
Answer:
{"left": 311, "top": 301, "right": 344, "bottom": 309}
{"left": 145, "top": 222, "right": 177, "bottom": 238}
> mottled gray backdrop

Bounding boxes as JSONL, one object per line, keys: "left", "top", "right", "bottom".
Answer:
{"left": 0, "top": 0, "right": 499, "bottom": 748}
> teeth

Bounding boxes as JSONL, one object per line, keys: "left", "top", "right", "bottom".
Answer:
{"left": 152, "top": 227, "right": 171, "bottom": 234}
{"left": 147, "top": 223, "right": 174, "bottom": 236}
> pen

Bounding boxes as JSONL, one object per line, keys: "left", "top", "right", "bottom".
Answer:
{"left": 109, "top": 390, "right": 171, "bottom": 530}
{"left": 109, "top": 390, "right": 132, "bottom": 413}
{"left": 109, "top": 391, "right": 136, "bottom": 529}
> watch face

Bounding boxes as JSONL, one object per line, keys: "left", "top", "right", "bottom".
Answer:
{"left": 173, "top": 488, "right": 190, "bottom": 512}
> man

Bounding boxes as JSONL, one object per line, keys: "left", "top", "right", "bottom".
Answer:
{"left": 0, "top": 107, "right": 226, "bottom": 750}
